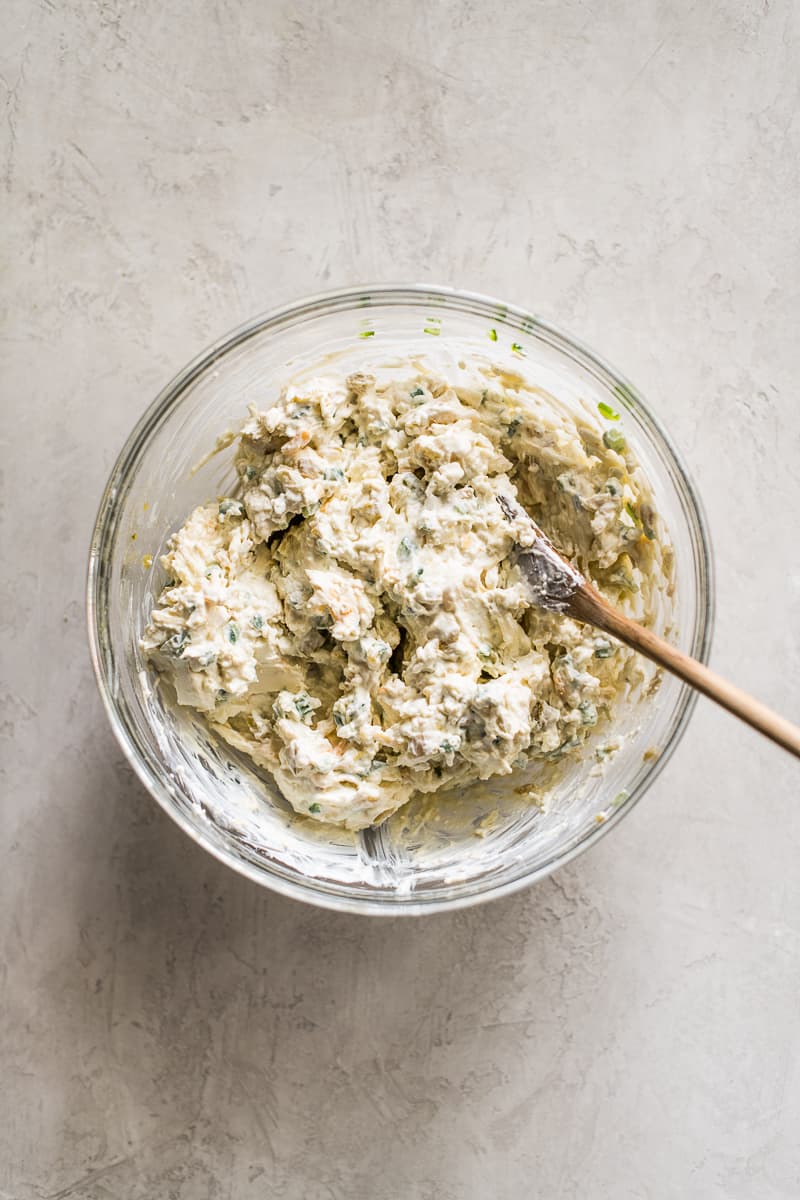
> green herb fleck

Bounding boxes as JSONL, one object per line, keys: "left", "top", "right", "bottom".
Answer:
{"left": 250, "top": 614, "right": 264, "bottom": 630}
{"left": 594, "top": 640, "right": 614, "bottom": 659}
{"left": 225, "top": 622, "right": 240, "bottom": 644}
{"left": 507, "top": 416, "right": 522, "bottom": 437}
{"left": 546, "top": 736, "right": 580, "bottom": 761}
{"left": 333, "top": 711, "right": 345, "bottom": 727}
{"left": 398, "top": 536, "right": 413, "bottom": 558}
{"left": 597, "top": 401, "right": 620, "bottom": 421}
{"left": 410, "top": 387, "right": 425, "bottom": 398}
{"left": 245, "top": 465, "right": 258, "bottom": 481}
{"left": 294, "top": 693, "right": 314, "bottom": 719}
{"left": 359, "top": 329, "right": 375, "bottom": 338}
{"left": 309, "top": 802, "right": 321, "bottom": 814}
{"left": 625, "top": 501, "right": 638, "bottom": 523}
{"left": 603, "top": 428, "right": 626, "bottom": 453}
{"left": 579, "top": 700, "right": 598, "bottom": 726}
{"left": 218, "top": 498, "right": 243, "bottom": 518}
{"left": 511, "top": 342, "right": 524, "bottom": 355}
{"left": 610, "top": 566, "right": 638, "bottom": 592}
{"left": 164, "top": 630, "right": 190, "bottom": 657}
{"left": 216, "top": 689, "right": 228, "bottom": 702}
{"left": 423, "top": 325, "right": 441, "bottom": 336}
{"left": 325, "top": 467, "right": 345, "bottom": 481}
{"left": 488, "top": 328, "right": 498, "bottom": 342}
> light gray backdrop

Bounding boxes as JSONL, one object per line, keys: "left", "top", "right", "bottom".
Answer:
{"left": 2, "top": 2, "right": 799, "bottom": 1197}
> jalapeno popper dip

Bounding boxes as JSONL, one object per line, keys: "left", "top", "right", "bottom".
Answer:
{"left": 142, "top": 366, "right": 668, "bottom": 830}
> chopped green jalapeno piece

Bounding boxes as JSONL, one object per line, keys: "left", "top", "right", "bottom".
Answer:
{"left": 603, "top": 428, "right": 626, "bottom": 453}
{"left": 598, "top": 401, "right": 620, "bottom": 421}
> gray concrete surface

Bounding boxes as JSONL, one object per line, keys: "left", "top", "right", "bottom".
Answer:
{"left": 2, "top": 1, "right": 800, "bottom": 1196}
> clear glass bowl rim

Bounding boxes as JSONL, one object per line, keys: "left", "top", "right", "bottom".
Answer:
{"left": 86, "top": 282, "right": 715, "bottom": 915}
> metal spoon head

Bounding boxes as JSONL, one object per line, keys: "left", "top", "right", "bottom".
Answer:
{"left": 497, "top": 494, "right": 584, "bottom": 613}
{"left": 516, "top": 541, "right": 584, "bottom": 613}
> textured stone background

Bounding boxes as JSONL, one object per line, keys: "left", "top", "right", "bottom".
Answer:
{"left": 2, "top": 2, "right": 800, "bottom": 1197}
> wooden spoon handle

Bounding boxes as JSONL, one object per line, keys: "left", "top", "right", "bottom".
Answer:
{"left": 569, "top": 584, "right": 800, "bottom": 759}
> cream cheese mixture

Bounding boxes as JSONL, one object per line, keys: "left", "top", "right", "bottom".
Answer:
{"left": 142, "top": 364, "right": 668, "bottom": 830}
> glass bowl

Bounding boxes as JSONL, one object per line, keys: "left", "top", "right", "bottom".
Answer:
{"left": 87, "top": 284, "right": 713, "bottom": 915}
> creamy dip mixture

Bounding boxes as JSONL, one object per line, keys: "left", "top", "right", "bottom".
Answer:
{"left": 142, "top": 364, "right": 668, "bottom": 830}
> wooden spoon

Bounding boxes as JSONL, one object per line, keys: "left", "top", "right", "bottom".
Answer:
{"left": 497, "top": 496, "right": 800, "bottom": 758}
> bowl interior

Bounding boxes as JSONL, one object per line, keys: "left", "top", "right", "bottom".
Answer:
{"left": 89, "top": 287, "right": 712, "bottom": 913}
